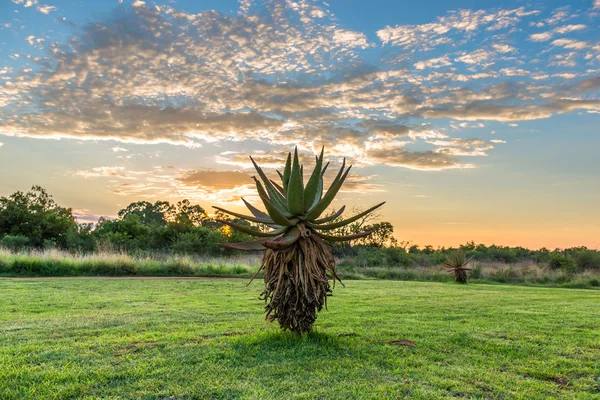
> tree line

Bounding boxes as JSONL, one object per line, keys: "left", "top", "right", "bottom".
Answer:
{"left": 1, "top": 186, "right": 598, "bottom": 272}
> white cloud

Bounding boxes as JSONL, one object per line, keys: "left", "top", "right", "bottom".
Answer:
{"left": 551, "top": 38, "right": 589, "bottom": 50}
{"left": 112, "top": 147, "right": 129, "bottom": 152}
{"left": 455, "top": 49, "right": 494, "bottom": 66}
{"left": 492, "top": 43, "right": 515, "bottom": 53}
{"left": 529, "top": 32, "right": 553, "bottom": 42}
{"left": 414, "top": 55, "right": 452, "bottom": 70}
{"left": 378, "top": 7, "right": 537, "bottom": 50}
{"left": 36, "top": 5, "right": 56, "bottom": 14}
{"left": 554, "top": 24, "right": 586, "bottom": 34}
{"left": 73, "top": 166, "right": 126, "bottom": 178}
{"left": 1, "top": 0, "right": 598, "bottom": 172}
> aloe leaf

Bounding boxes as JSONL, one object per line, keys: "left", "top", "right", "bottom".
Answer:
{"left": 321, "top": 161, "right": 329, "bottom": 177}
{"left": 305, "top": 164, "right": 351, "bottom": 220}
{"left": 253, "top": 177, "right": 292, "bottom": 217}
{"left": 311, "top": 174, "right": 323, "bottom": 209}
{"left": 218, "top": 240, "right": 266, "bottom": 251}
{"left": 313, "top": 205, "right": 346, "bottom": 224}
{"left": 242, "top": 198, "right": 270, "bottom": 220}
{"left": 282, "top": 152, "right": 292, "bottom": 193}
{"left": 263, "top": 226, "right": 301, "bottom": 249}
{"left": 270, "top": 179, "right": 286, "bottom": 196}
{"left": 315, "top": 230, "right": 373, "bottom": 242}
{"left": 259, "top": 195, "right": 296, "bottom": 226}
{"left": 250, "top": 157, "right": 290, "bottom": 212}
{"left": 286, "top": 147, "right": 304, "bottom": 215}
{"left": 308, "top": 202, "right": 385, "bottom": 230}
{"left": 212, "top": 206, "right": 275, "bottom": 225}
{"left": 216, "top": 220, "right": 288, "bottom": 237}
{"left": 303, "top": 146, "right": 324, "bottom": 212}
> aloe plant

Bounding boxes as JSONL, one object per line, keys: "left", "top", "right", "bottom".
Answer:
{"left": 443, "top": 251, "right": 473, "bottom": 284}
{"left": 214, "top": 147, "right": 385, "bottom": 333}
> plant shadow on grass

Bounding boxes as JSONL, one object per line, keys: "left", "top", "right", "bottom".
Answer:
{"left": 222, "top": 327, "right": 408, "bottom": 369}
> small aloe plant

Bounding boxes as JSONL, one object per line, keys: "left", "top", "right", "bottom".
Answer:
{"left": 214, "top": 147, "right": 385, "bottom": 333}
{"left": 443, "top": 251, "right": 473, "bottom": 284}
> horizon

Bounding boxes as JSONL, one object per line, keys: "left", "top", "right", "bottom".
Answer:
{"left": 0, "top": 0, "right": 599, "bottom": 250}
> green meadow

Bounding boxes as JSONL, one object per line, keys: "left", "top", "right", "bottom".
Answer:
{"left": 1, "top": 278, "right": 598, "bottom": 399}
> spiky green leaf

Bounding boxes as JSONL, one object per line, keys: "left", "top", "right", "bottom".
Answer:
{"left": 216, "top": 220, "right": 288, "bottom": 237}
{"left": 309, "top": 202, "right": 386, "bottom": 230}
{"left": 212, "top": 206, "right": 274, "bottom": 225}
{"left": 315, "top": 230, "right": 373, "bottom": 242}
{"left": 218, "top": 240, "right": 267, "bottom": 251}
{"left": 263, "top": 226, "right": 301, "bottom": 250}
{"left": 303, "top": 146, "right": 324, "bottom": 212}
{"left": 242, "top": 198, "right": 270, "bottom": 221}
{"left": 250, "top": 157, "right": 290, "bottom": 213}
{"left": 286, "top": 147, "right": 305, "bottom": 215}
{"left": 270, "top": 179, "right": 285, "bottom": 196}
{"left": 305, "top": 163, "right": 351, "bottom": 220}
{"left": 282, "top": 152, "right": 292, "bottom": 193}
{"left": 253, "top": 177, "right": 292, "bottom": 218}
{"left": 313, "top": 205, "right": 345, "bottom": 224}
{"left": 259, "top": 195, "right": 297, "bottom": 226}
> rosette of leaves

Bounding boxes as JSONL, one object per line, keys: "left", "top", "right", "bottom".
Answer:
{"left": 214, "top": 147, "right": 385, "bottom": 334}
{"left": 443, "top": 251, "right": 473, "bottom": 284}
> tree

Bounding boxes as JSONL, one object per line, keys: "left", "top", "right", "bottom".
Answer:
{"left": 117, "top": 201, "right": 172, "bottom": 226}
{"left": 0, "top": 186, "right": 77, "bottom": 248}
{"left": 213, "top": 147, "right": 385, "bottom": 334}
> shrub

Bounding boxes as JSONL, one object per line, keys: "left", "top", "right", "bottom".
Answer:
{"left": 469, "top": 263, "right": 483, "bottom": 280}
{"left": 573, "top": 251, "right": 600, "bottom": 270}
{"left": 548, "top": 253, "right": 578, "bottom": 273}
{"left": 1, "top": 235, "right": 31, "bottom": 251}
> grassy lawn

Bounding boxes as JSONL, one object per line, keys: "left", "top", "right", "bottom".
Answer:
{"left": 0, "top": 278, "right": 598, "bottom": 399}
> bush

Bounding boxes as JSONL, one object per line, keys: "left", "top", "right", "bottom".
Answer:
{"left": 469, "top": 263, "right": 482, "bottom": 280}
{"left": 548, "top": 253, "right": 578, "bottom": 273}
{"left": 1, "top": 235, "right": 31, "bottom": 251}
{"left": 171, "top": 229, "right": 222, "bottom": 256}
{"left": 573, "top": 251, "right": 600, "bottom": 270}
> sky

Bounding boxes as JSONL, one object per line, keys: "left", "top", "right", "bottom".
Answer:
{"left": 0, "top": 0, "right": 599, "bottom": 250}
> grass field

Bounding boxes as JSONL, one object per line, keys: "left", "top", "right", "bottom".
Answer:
{"left": 0, "top": 278, "right": 598, "bottom": 399}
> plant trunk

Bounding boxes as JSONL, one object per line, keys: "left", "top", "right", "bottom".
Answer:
{"left": 258, "top": 233, "right": 340, "bottom": 334}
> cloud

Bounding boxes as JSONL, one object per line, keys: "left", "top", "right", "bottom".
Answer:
{"left": 0, "top": 142, "right": 3, "bottom": 148}
{"left": 1, "top": 0, "right": 598, "bottom": 173}
{"left": 529, "top": 32, "right": 553, "bottom": 42}
{"left": 551, "top": 38, "right": 589, "bottom": 50}
{"left": 414, "top": 56, "right": 452, "bottom": 70}
{"left": 595, "top": 0, "right": 600, "bottom": 9}
{"left": 11, "top": 0, "right": 56, "bottom": 14}
{"left": 492, "top": 43, "right": 515, "bottom": 53}
{"left": 178, "top": 170, "right": 253, "bottom": 190}
{"left": 428, "top": 138, "right": 497, "bottom": 156}
{"left": 112, "top": 147, "right": 129, "bottom": 152}
{"left": 363, "top": 146, "right": 473, "bottom": 171}
{"left": 455, "top": 49, "right": 494, "bottom": 66}
{"left": 377, "top": 7, "right": 538, "bottom": 50}
{"left": 422, "top": 99, "right": 600, "bottom": 122}
{"left": 73, "top": 166, "right": 127, "bottom": 178}
{"left": 37, "top": 5, "right": 56, "bottom": 14}
{"left": 72, "top": 162, "right": 382, "bottom": 206}
{"left": 529, "top": 23, "right": 586, "bottom": 42}
{"left": 72, "top": 209, "right": 106, "bottom": 224}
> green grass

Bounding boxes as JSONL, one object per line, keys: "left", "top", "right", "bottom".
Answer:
{"left": 1, "top": 279, "right": 599, "bottom": 399}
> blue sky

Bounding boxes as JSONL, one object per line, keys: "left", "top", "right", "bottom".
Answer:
{"left": 0, "top": 0, "right": 599, "bottom": 248}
